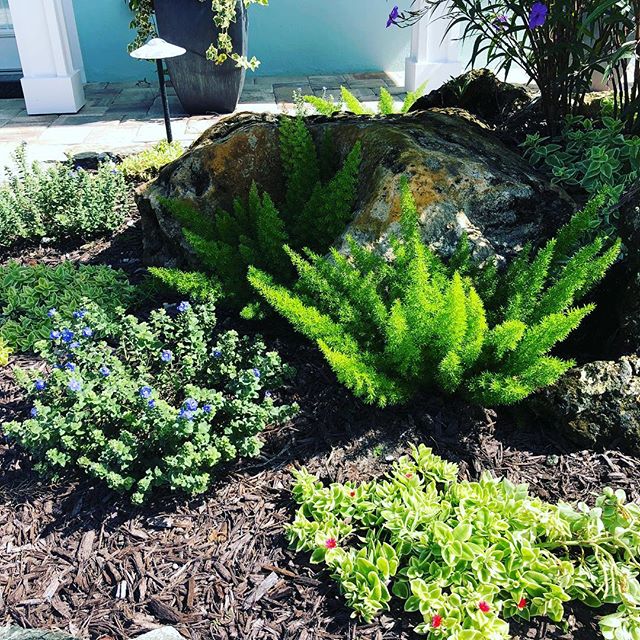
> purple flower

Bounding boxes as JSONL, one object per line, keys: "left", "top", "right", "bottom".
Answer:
{"left": 61, "top": 329, "right": 75, "bottom": 344}
{"left": 47, "top": 308, "right": 57, "bottom": 318}
{"left": 65, "top": 362, "right": 76, "bottom": 372}
{"left": 252, "top": 368, "right": 261, "bottom": 379}
{"left": 50, "top": 330, "right": 61, "bottom": 340}
{"left": 82, "top": 327, "right": 93, "bottom": 338}
{"left": 30, "top": 406, "right": 38, "bottom": 418}
{"left": 386, "top": 5, "right": 399, "bottom": 27}
{"left": 178, "top": 408, "right": 194, "bottom": 421}
{"left": 161, "top": 350, "right": 173, "bottom": 363}
{"left": 99, "top": 365, "right": 110, "bottom": 377}
{"left": 213, "top": 350, "right": 222, "bottom": 358}
{"left": 73, "top": 310, "right": 86, "bottom": 320}
{"left": 147, "top": 399, "right": 156, "bottom": 409}
{"left": 184, "top": 398, "right": 198, "bottom": 411}
{"left": 139, "top": 386, "right": 153, "bottom": 399}
{"left": 202, "top": 404, "right": 212, "bottom": 414}
{"left": 493, "top": 14, "right": 508, "bottom": 30}
{"left": 68, "top": 378, "right": 82, "bottom": 392}
{"left": 35, "top": 379, "right": 46, "bottom": 392}
{"left": 177, "top": 301, "right": 190, "bottom": 313}
{"left": 528, "top": 2, "right": 547, "bottom": 29}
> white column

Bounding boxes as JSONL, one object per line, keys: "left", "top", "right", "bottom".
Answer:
{"left": 8, "top": 0, "right": 85, "bottom": 114}
{"left": 405, "top": 0, "right": 464, "bottom": 92}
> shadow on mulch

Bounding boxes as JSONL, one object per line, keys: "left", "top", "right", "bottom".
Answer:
{"left": 1, "top": 207, "right": 639, "bottom": 640}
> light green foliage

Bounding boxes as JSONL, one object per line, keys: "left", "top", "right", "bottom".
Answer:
{"left": 5, "top": 298, "right": 297, "bottom": 503}
{"left": 249, "top": 183, "right": 619, "bottom": 407}
{"left": 287, "top": 444, "right": 640, "bottom": 639}
{"left": 147, "top": 267, "right": 221, "bottom": 302}
{"left": 0, "top": 336, "right": 12, "bottom": 366}
{"left": 0, "top": 144, "right": 128, "bottom": 248}
{"left": 119, "top": 141, "right": 183, "bottom": 182}
{"left": 153, "top": 116, "right": 361, "bottom": 313}
{"left": 522, "top": 116, "right": 640, "bottom": 205}
{"left": 304, "top": 84, "right": 425, "bottom": 116}
{"left": 0, "top": 262, "right": 136, "bottom": 353}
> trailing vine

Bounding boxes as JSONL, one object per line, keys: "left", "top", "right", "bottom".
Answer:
{"left": 126, "top": 0, "right": 267, "bottom": 71}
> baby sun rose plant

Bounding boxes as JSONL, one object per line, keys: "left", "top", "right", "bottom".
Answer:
{"left": 5, "top": 297, "right": 297, "bottom": 503}
{"left": 287, "top": 444, "right": 640, "bottom": 639}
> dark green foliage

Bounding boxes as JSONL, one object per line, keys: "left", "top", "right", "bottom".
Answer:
{"left": 249, "top": 183, "right": 619, "bottom": 407}
{"left": 153, "top": 116, "right": 362, "bottom": 314}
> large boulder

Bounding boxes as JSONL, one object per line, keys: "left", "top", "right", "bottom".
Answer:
{"left": 528, "top": 356, "right": 640, "bottom": 454}
{"left": 138, "top": 110, "right": 573, "bottom": 268}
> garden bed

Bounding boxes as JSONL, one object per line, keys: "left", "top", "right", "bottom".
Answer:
{"left": 1, "top": 215, "right": 639, "bottom": 640}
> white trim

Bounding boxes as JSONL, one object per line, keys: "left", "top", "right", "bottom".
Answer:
{"left": 8, "top": 0, "right": 85, "bottom": 114}
{"left": 405, "top": 0, "right": 464, "bottom": 92}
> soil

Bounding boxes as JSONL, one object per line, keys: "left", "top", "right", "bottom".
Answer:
{"left": 1, "top": 209, "right": 639, "bottom": 640}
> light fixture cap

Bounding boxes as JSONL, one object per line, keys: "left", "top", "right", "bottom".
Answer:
{"left": 130, "top": 38, "right": 186, "bottom": 60}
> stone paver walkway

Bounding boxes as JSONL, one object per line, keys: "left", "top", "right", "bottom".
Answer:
{"left": 0, "top": 72, "right": 406, "bottom": 166}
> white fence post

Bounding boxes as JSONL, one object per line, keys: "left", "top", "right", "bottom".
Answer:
{"left": 405, "top": 0, "right": 464, "bottom": 91}
{"left": 8, "top": 0, "right": 85, "bottom": 114}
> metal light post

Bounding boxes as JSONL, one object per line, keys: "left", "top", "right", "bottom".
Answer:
{"left": 130, "top": 38, "right": 186, "bottom": 143}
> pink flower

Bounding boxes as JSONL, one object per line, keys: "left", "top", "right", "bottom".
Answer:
{"left": 405, "top": 473, "right": 413, "bottom": 479}
{"left": 325, "top": 538, "right": 337, "bottom": 549}
{"left": 431, "top": 614, "right": 443, "bottom": 628}
{"left": 479, "top": 601, "right": 491, "bottom": 613}
{"left": 517, "top": 598, "right": 527, "bottom": 610}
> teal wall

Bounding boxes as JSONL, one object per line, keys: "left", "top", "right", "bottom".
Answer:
{"left": 72, "top": 1, "right": 410, "bottom": 83}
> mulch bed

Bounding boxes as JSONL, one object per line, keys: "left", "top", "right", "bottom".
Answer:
{"left": 1, "top": 211, "right": 639, "bottom": 640}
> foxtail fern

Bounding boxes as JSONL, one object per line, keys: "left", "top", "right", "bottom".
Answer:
{"left": 249, "top": 182, "right": 619, "bottom": 407}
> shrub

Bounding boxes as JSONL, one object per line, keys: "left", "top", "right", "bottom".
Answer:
{"left": 0, "top": 262, "right": 136, "bottom": 353}
{"left": 287, "top": 444, "right": 640, "bottom": 639}
{"left": 389, "top": 1, "right": 640, "bottom": 133}
{"left": 152, "top": 115, "right": 362, "bottom": 316}
{"left": 303, "top": 84, "right": 425, "bottom": 116}
{"left": 5, "top": 298, "right": 297, "bottom": 504}
{"left": 522, "top": 116, "right": 640, "bottom": 203}
{"left": 0, "top": 144, "right": 128, "bottom": 248}
{"left": 119, "top": 141, "right": 184, "bottom": 182}
{"left": 248, "top": 182, "right": 620, "bottom": 407}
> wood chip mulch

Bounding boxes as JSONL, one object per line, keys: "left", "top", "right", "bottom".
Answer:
{"left": 1, "top": 213, "right": 639, "bottom": 640}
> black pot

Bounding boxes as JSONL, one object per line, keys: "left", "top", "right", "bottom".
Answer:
{"left": 153, "top": 0, "right": 247, "bottom": 115}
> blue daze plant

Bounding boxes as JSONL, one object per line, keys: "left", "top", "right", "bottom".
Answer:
{"left": 287, "top": 444, "right": 640, "bottom": 639}
{"left": 0, "top": 261, "right": 136, "bottom": 353}
{"left": 5, "top": 297, "right": 297, "bottom": 503}
{"left": 0, "top": 144, "right": 128, "bottom": 248}
{"left": 248, "top": 181, "right": 620, "bottom": 407}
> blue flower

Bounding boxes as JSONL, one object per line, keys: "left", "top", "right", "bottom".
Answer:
{"left": 178, "top": 408, "right": 194, "bottom": 421}
{"left": 161, "top": 350, "right": 173, "bottom": 363}
{"left": 82, "top": 327, "right": 93, "bottom": 338}
{"left": 65, "top": 362, "right": 76, "bottom": 372}
{"left": 99, "top": 365, "right": 111, "bottom": 377}
{"left": 69, "top": 341, "right": 81, "bottom": 349}
{"left": 139, "top": 386, "right": 153, "bottom": 399}
{"left": 252, "top": 368, "right": 261, "bottom": 379}
{"left": 68, "top": 378, "right": 82, "bottom": 392}
{"left": 184, "top": 398, "right": 198, "bottom": 411}
{"left": 148, "top": 399, "right": 156, "bottom": 409}
{"left": 528, "top": 2, "right": 547, "bottom": 29}
{"left": 177, "top": 301, "right": 190, "bottom": 313}
{"left": 35, "top": 379, "right": 46, "bottom": 392}
{"left": 73, "top": 310, "right": 86, "bottom": 319}
{"left": 30, "top": 406, "right": 38, "bottom": 418}
{"left": 47, "top": 308, "right": 57, "bottom": 318}
{"left": 386, "top": 5, "right": 399, "bottom": 27}
{"left": 264, "top": 390, "right": 272, "bottom": 399}
{"left": 493, "top": 14, "right": 508, "bottom": 30}
{"left": 50, "top": 330, "right": 61, "bottom": 340}
{"left": 202, "top": 404, "right": 212, "bottom": 414}
{"left": 61, "top": 329, "right": 75, "bottom": 344}
{"left": 213, "top": 350, "right": 222, "bottom": 358}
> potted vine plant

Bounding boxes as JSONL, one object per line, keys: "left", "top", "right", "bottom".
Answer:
{"left": 127, "top": 0, "right": 268, "bottom": 115}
